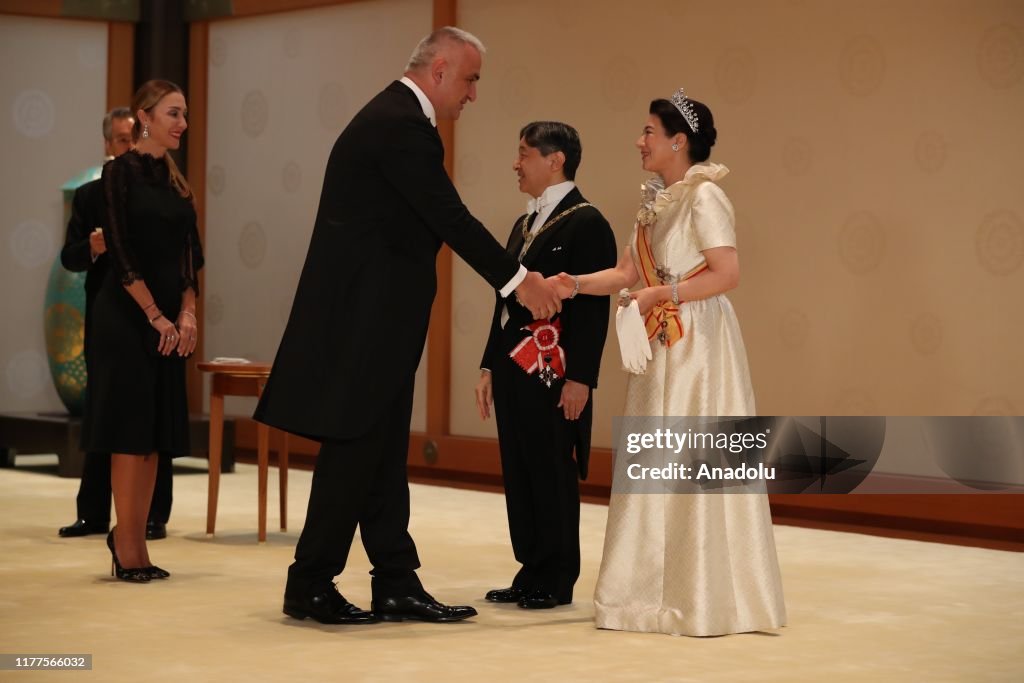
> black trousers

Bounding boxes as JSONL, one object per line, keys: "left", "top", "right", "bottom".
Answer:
{"left": 492, "top": 360, "right": 581, "bottom": 601}
{"left": 76, "top": 452, "right": 173, "bottom": 524}
{"left": 286, "top": 378, "right": 422, "bottom": 600}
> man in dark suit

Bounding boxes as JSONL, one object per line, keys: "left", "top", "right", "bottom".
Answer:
{"left": 254, "top": 27, "right": 561, "bottom": 625}
{"left": 475, "top": 122, "right": 617, "bottom": 610}
{"left": 58, "top": 107, "right": 174, "bottom": 540}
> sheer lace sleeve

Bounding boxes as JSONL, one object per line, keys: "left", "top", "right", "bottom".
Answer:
{"left": 101, "top": 156, "right": 144, "bottom": 286}
{"left": 181, "top": 216, "right": 204, "bottom": 294}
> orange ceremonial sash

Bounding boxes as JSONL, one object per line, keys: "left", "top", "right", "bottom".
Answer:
{"left": 634, "top": 225, "right": 707, "bottom": 348}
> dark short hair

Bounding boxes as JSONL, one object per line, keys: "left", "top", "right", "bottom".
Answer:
{"left": 519, "top": 121, "right": 582, "bottom": 180}
{"left": 102, "top": 106, "right": 133, "bottom": 141}
{"left": 649, "top": 98, "right": 717, "bottom": 163}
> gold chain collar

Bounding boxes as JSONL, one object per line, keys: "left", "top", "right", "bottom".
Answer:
{"left": 518, "top": 202, "right": 591, "bottom": 261}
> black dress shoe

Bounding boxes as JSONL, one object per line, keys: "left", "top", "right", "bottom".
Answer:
{"left": 485, "top": 587, "right": 525, "bottom": 603}
{"left": 283, "top": 585, "right": 378, "bottom": 625}
{"left": 372, "top": 593, "right": 478, "bottom": 622}
{"left": 517, "top": 591, "right": 572, "bottom": 610}
{"left": 58, "top": 519, "right": 109, "bottom": 538}
{"left": 146, "top": 521, "right": 167, "bottom": 540}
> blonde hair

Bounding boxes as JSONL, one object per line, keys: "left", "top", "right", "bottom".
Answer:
{"left": 132, "top": 79, "right": 192, "bottom": 198}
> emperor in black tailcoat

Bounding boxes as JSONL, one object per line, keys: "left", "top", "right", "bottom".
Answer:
{"left": 483, "top": 191, "right": 617, "bottom": 605}
{"left": 480, "top": 122, "right": 617, "bottom": 608}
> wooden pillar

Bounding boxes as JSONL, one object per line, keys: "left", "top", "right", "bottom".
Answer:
{"left": 425, "top": 0, "right": 458, "bottom": 437}
{"left": 185, "top": 20, "right": 209, "bottom": 413}
{"left": 106, "top": 22, "right": 134, "bottom": 110}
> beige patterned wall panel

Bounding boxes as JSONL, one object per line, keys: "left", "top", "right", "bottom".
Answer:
{"left": 205, "top": 0, "right": 431, "bottom": 425}
{"left": 0, "top": 16, "right": 107, "bottom": 412}
{"left": 452, "top": 0, "right": 1024, "bottom": 446}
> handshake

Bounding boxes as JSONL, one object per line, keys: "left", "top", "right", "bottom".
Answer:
{"left": 513, "top": 271, "right": 579, "bottom": 320}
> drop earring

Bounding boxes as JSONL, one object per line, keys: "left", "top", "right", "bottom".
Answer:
{"left": 142, "top": 124, "right": 150, "bottom": 139}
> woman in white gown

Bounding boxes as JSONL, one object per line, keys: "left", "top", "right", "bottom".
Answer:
{"left": 552, "top": 90, "right": 786, "bottom": 636}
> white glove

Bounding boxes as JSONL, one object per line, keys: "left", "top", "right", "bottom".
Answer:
{"left": 615, "top": 295, "right": 652, "bottom": 375}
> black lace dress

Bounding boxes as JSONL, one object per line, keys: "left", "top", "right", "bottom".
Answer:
{"left": 81, "top": 149, "right": 204, "bottom": 457}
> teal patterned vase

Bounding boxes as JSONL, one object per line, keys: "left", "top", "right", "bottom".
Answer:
{"left": 44, "top": 260, "right": 88, "bottom": 414}
{"left": 44, "top": 165, "right": 102, "bottom": 416}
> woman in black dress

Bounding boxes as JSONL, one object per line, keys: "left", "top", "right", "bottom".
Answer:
{"left": 82, "top": 80, "right": 203, "bottom": 582}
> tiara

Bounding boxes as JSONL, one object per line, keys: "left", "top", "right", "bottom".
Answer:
{"left": 670, "top": 88, "right": 699, "bottom": 134}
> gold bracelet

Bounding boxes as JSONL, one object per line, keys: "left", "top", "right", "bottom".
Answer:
{"left": 182, "top": 310, "right": 197, "bottom": 320}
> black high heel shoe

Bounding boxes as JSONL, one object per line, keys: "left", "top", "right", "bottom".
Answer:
{"left": 144, "top": 565, "right": 171, "bottom": 580}
{"left": 106, "top": 529, "right": 150, "bottom": 583}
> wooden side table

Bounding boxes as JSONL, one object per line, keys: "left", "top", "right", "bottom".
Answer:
{"left": 198, "top": 361, "right": 288, "bottom": 542}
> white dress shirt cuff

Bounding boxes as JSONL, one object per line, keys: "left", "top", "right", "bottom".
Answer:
{"left": 499, "top": 265, "right": 528, "bottom": 299}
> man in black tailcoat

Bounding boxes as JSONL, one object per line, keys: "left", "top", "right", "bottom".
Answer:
{"left": 254, "top": 27, "right": 561, "bottom": 625}
{"left": 475, "top": 122, "right": 616, "bottom": 610}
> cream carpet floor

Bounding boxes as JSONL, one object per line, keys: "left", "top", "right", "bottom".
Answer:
{"left": 0, "top": 455, "right": 1021, "bottom": 682}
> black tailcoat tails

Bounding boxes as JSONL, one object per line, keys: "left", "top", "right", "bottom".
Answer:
{"left": 255, "top": 81, "right": 521, "bottom": 598}
{"left": 482, "top": 187, "right": 617, "bottom": 601}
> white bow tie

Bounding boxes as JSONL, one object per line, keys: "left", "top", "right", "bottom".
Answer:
{"left": 527, "top": 197, "right": 547, "bottom": 215}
